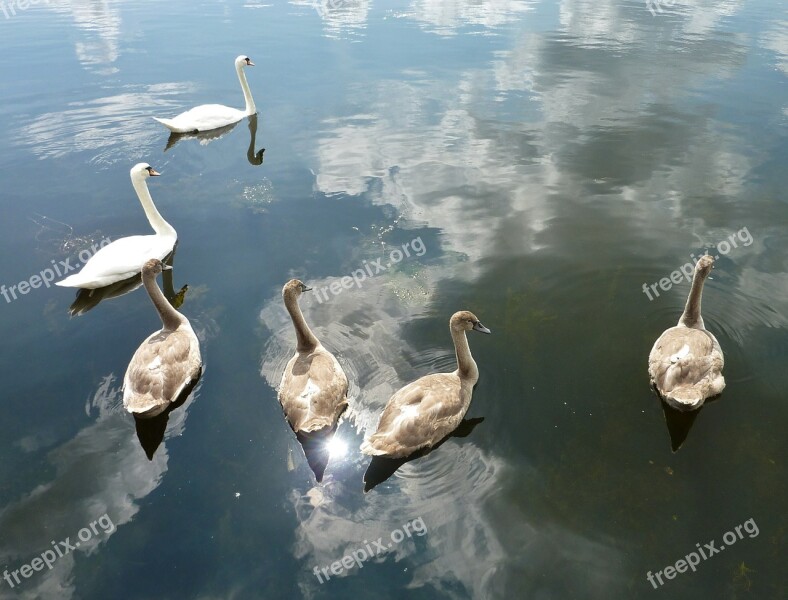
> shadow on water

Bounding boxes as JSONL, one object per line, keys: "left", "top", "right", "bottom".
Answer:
{"left": 289, "top": 398, "right": 349, "bottom": 483}
{"left": 68, "top": 247, "right": 187, "bottom": 315}
{"left": 657, "top": 389, "right": 721, "bottom": 452}
{"left": 163, "top": 122, "right": 238, "bottom": 151}
{"left": 68, "top": 273, "right": 144, "bottom": 315}
{"left": 363, "top": 416, "right": 485, "bottom": 493}
{"left": 294, "top": 418, "right": 343, "bottom": 484}
{"left": 163, "top": 114, "right": 265, "bottom": 166}
{"left": 134, "top": 366, "right": 203, "bottom": 460}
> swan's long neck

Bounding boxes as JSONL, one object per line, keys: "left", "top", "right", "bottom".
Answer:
{"left": 452, "top": 328, "right": 479, "bottom": 384}
{"left": 285, "top": 293, "right": 319, "bottom": 352}
{"left": 237, "top": 64, "right": 256, "bottom": 115}
{"left": 680, "top": 270, "right": 707, "bottom": 329}
{"left": 143, "top": 271, "right": 184, "bottom": 332}
{"left": 131, "top": 175, "right": 176, "bottom": 239}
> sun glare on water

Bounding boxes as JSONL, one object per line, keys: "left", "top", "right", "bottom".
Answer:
{"left": 326, "top": 437, "right": 348, "bottom": 458}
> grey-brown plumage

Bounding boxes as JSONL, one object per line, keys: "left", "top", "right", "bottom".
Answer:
{"left": 123, "top": 259, "right": 202, "bottom": 418}
{"left": 648, "top": 255, "right": 725, "bottom": 411}
{"left": 361, "top": 310, "right": 491, "bottom": 458}
{"left": 278, "top": 280, "right": 348, "bottom": 434}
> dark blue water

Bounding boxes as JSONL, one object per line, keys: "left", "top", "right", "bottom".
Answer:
{"left": 0, "top": 1, "right": 785, "bottom": 598}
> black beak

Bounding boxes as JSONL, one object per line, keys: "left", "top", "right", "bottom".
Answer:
{"left": 473, "top": 321, "right": 491, "bottom": 334}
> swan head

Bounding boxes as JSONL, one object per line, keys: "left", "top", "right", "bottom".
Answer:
{"left": 131, "top": 163, "right": 160, "bottom": 179}
{"left": 694, "top": 254, "right": 714, "bottom": 278}
{"left": 141, "top": 258, "right": 172, "bottom": 278}
{"left": 235, "top": 55, "right": 255, "bottom": 68}
{"left": 282, "top": 279, "right": 312, "bottom": 300}
{"left": 451, "top": 310, "right": 491, "bottom": 334}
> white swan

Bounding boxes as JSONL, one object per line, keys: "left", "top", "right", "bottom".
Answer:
{"left": 123, "top": 259, "right": 202, "bottom": 418}
{"left": 153, "top": 55, "right": 256, "bottom": 133}
{"left": 56, "top": 164, "right": 176, "bottom": 289}
{"left": 278, "top": 280, "right": 349, "bottom": 434}
{"left": 361, "top": 311, "right": 491, "bottom": 458}
{"left": 648, "top": 255, "right": 725, "bottom": 411}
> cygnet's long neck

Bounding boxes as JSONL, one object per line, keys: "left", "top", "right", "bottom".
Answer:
{"left": 285, "top": 292, "right": 319, "bottom": 352}
{"left": 237, "top": 64, "right": 256, "bottom": 115}
{"left": 131, "top": 174, "right": 176, "bottom": 239}
{"left": 451, "top": 327, "right": 479, "bottom": 384}
{"left": 680, "top": 270, "right": 707, "bottom": 329}
{"left": 143, "top": 271, "right": 184, "bottom": 332}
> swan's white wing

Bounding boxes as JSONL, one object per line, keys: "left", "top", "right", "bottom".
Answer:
{"left": 56, "top": 235, "right": 175, "bottom": 288}
{"left": 123, "top": 326, "right": 202, "bottom": 417}
{"left": 361, "top": 373, "right": 465, "bottom": 457}
{"left": 158, "top": 104, "right": 246, "bottom": 133}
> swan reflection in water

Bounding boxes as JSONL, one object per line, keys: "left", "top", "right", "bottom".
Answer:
{"left": 294, "top": 423, "right": 345, "bottom": 483}
{"left": 363, "top": 417, "right": 485, "bottom": 492}
{"left": 67, "top": 245, "right": 187, "bottom": 316}
{"left": 134, "top": 369, "right": 203, "bottom": 460}
{"left": 659, "top": 394, "right": 720, "bottom": 452}
{"left": 163, "top": 114, "right": 265, "bottom": 166}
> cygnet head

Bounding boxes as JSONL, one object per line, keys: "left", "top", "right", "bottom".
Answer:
{"left": 695, "top": 254, "right": 714, "bottom": 278}
{"left": 131, "top": 163, "right": 160, "bottom": 179}
{"left": 283, "top": 279, "right": 312, "bottom": 300}
{"left": 142, "top": 258, "right": 172, "bottom": 278}
{"left": 450, "top": 310, "right": 491, "bottom": 334}
{"left": 236, "top": 55, "right": 255, "bottom": 68}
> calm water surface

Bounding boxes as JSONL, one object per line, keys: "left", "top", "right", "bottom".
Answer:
{"left": 0, "top": 1, "right": 785, "bottom": 598}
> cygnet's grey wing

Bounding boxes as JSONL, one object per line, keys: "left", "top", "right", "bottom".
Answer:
{"left": 361, "top": 373, "right": 464, "bottom": 457}
{"left": 649, "top": 326, "right": 724, "bottom": 399}
{"left": 279, "top": 349, "right": 348, "bottom": 433}
{"left": 123, "top": 328, "right": 201, "bottom": 416}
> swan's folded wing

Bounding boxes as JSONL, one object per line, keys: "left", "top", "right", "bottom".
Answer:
{"left": 362, "top": 373, "right": 463, "bottom": 456}
{"left": 123, "top": 329, "right": 200, "bottom": 414}
{"left": 278, "top": 350, "right": 348, "bottom": 432}
{"left": 170, "top": 104, "right": 246, "bottom": 132}
{"left": 72, "top": 235, "right": 173, "bottom": 280}
{"left": 649, "top": 327, "right": 722, "bottom": 391}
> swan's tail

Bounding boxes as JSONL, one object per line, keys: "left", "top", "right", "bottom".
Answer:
{"left": 152, "top": 116, "right": 181, "bottom": 132}
{"left": 55, "top": 273, "right": 91, "bottom": 288}
{"left": 663, "top": 387, "right": 705, "bottom": 411}
{"left": 360, "top": 436, "right": 392, "bottom": 456}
